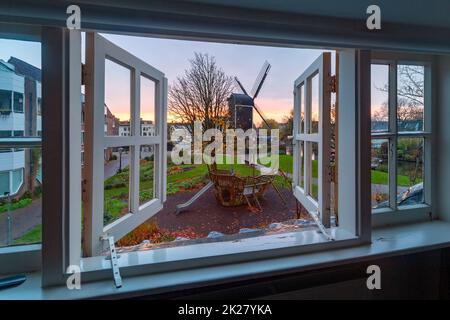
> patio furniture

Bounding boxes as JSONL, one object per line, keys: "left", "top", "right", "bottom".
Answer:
{"left": 208, "top": 165, "right": 274, "bottom": 211}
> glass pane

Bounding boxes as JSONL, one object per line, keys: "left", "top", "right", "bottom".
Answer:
{"left": 13, "top": 92, "right": 23, "bottom": 113}
{"left": 309, "top": 142, "right": 318, "bottom": 200}
{"left": 371, "top": 64, "right": 389, "bottom": 132}
{"left": 310, "top": 74, "right": 319, "bottom": 134}
{"left": 104, "top": 59, "right": 130, "bottom": 136}
{"left": 104, "top": 146, "right": 130, "bottom": 225}
{"left": 140, "top": 75, "right": 156, "bottom": 136}
{"left": 298, "top": 141, "right": 304, "bottom": 188}
{"left": 139, "top": 145, "right": 156, "bottom": 206}
{"left": 299, "top": 85, "right": 305, "bottom": 134}
{"left": 0, "top": 38, "right": 42, "bottom": 247}
{"left": 397, "top": 137, "right": 424, "bottom": 206}
{"left": 0, "top": 90, "right": 12, "bottom": 113}
{"left": 397, "top": 65, "right": 424, "bottom": 132}
{"left": 371, "top": 139, "right": 389, "bottom": 209}
{"left": 0, "top": 147, "right": 42, "bottom": 247}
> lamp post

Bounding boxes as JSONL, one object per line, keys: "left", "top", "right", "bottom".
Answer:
{"left": 4, "top": 192, "right": 11, "bottom": 246}
{"left": 118, "top": 147, "right": 124, "bottom": 173}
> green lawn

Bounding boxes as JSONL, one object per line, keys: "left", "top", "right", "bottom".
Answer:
{"left": 103, "top": 155, "right": 260, "bottom": 224}
{"left": 13, "top": 224, "right": 42, "bottom": 245}
{"left": 101, "top": 153, "right": 423, "bottom": 224}
{"left": 371, "top": 169, "right": 419, "bottom": 187}
{"left": 0, "top": 198, "right": 33, "bottom": 215}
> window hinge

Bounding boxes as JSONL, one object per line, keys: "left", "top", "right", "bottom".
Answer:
{"left": 329, "top": 75, "right": 337, "bottom": 93}
{"left": 101, "top": 234, "right": 122, "bottom": 288}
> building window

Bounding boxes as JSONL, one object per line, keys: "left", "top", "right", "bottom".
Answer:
{"left": 0, "top": 90, "right": 12, "bottom": 113}
{"left": 371, "top": 61, "right": 430, "bottom": 212}
{"left": 13, "top": 91, "right": 24, "bottom": 113}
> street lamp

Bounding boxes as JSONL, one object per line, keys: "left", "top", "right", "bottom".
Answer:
{"left": 4, "top": 191, "right": 11, "bottom": 246}
{"left": 118, "top": 147, "right": 124, "bottom": 173}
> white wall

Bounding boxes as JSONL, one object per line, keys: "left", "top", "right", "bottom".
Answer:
{"left": 0, "top": 150, "right": 25, "bottom": 171}
{"left": 436, "top": 55, "right": 450, "bottom": 221}
{"left": 0, "top": 69, "right": 24, "bottom": 93}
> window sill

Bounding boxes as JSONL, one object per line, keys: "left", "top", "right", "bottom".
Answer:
{"left": 1, "top": 220, "right": 450, "bottom": 299}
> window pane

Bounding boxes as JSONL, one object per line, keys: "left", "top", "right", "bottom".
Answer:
{"left": 0, "top": 38, "right": 42, "bottom": 247}
{"left": 104, "top": 59, "right": 130, "bottom": 136}
{"left": 0, "top": 147, "right": 42, "bottom": 247}
{"left": 140, "top": 75, "right": 156, "bottom": 136}
{"left": 104, "top": 146, "right": 130, "bottom": 225}
{"left": 0, "top": 90, "right": 12, "bottom": 113}
{"left": 139, "top": 145, "right": 156, "bottom": 206}
{"left": 371, "top": 64, "right": 389, "bottom": 132}
{"left": 299, "top": 85, "right": 305, "bottom": 134}
{"left": 298, "top": 141, "right": 304, "bottom": 188}
{"left": 397, "top": 137, "right": 424, "bottom": 206}
{"left": 397, "top": 65, "right": 424, "bottom": 132}
{"left": 310, "top": 74, "right": 319, "bottom": 134}
{"left": 309, "top": 142, "right": 318, "bottom": 200}
{"left": 13, "top": 92, "right": 23, "bottom": 113}
{"left": 371, "top": 139, "right": 389, "bottom": 209}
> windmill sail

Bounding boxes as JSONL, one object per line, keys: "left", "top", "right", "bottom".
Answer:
{"left": 234, "top": 76, "right": 248, "bottom": 95}
{"left": 251, "top": 61, "right": 271, "bottom": 99}
{"left": 253, "top": 102, "right": 271, "bottom": 129}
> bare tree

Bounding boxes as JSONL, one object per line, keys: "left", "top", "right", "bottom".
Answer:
{"left": 375, "top": 65, "right": 424, "bottom": 123}
{"left": 168, "top": 53, "right": 234, "bottom": 134}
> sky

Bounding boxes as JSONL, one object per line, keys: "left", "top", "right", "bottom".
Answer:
{"left": 98, "top": 33, "right": 332, "bottom": 123}
{"left": 0, "top": 34, "right": 386, "bottom": 123}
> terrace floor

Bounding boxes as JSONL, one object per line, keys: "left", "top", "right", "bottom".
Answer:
{"left": 151, "top": 185, "right": 305, "bottom": 237}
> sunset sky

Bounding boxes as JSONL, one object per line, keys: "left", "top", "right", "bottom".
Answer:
{"left": 99, "top": 33, "right": 333, "bottom": 123}
{"left": 0, "top": 35, "right": 387, "bottom": 123}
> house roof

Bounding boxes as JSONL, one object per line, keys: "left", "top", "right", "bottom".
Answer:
{"left": 7, "top": 57, "right": 41, "bottom": 82}
{"left": 0, "top": 60, "right": 16, "bottom": 73}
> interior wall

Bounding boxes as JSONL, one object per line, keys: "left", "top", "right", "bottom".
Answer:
{"left": 436, "top": 55, "right": 450, "bottom": 221}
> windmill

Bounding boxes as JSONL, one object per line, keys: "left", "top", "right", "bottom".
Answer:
{"left": 230, "top": 61, "right": 292, "bottom": 187}
{"left": 228, "top": 61, "right": 272, "bottom": 130}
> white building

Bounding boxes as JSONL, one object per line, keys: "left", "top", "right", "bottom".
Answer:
{"left": 0, "top": 58, "right": 41, "bottom": 198}
{"left": 119, "top": 120, "right": 155, "bottom": 136}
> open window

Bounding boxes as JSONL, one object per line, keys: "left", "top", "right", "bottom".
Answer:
{"left": 82, "top": 33, "right": 167, "bottom": 256}
{"left": 38, "top": 31, "right": 369, "bottom": 287}
{"left": 292, "top": 53, "right": 332, "bottom": 228}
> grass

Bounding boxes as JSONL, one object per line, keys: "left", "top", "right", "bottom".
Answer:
{"left": 101, "top": 153, "right": 423, "bottom": 224}
{"left": 371, "top": 169, "right": 420, "bottom": 187}
{"left": 0, "top": 198, "right": 33, "bottom": 215}
{"left": 103, "top": 155, "right": 260, "bottom": 224}
{"left": 13, "top": 224, "right": 42, "bottom": 245}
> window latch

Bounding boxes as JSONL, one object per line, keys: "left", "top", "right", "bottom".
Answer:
{"left": 101, "top": 235, "right": 122, "bottom": 288}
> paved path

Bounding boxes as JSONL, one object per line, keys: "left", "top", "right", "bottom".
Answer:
{"left": 0, "top": 198, "right": 42, "bottom": 246}
{"left": 104, "top": 152, "right": 130, "bottom": 179}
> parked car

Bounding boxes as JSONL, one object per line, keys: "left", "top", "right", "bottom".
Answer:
{"left": 373, "top": 182, "right": 423, "bottom": 209}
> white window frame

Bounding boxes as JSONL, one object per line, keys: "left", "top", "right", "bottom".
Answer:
{"left": 0, "top": 25, "right": 371, "bottom": 286}
{"left": 292, "top": 52, "right": 331, "bottom": 228}
{"left": 82, "top": 32, "right": 167, "bottom": 257}
{"left": 0, "top": 25, "right": 43, "bottom": 275}
{"left": 58, "top": 46, "right": 368, "bottom": 286}
{"left": 370, "top": 52, "right": 434, "bottom": 227}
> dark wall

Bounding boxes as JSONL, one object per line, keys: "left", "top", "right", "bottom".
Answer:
{"left": 137, "top": 248, "right": 450, "bottom": 299}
